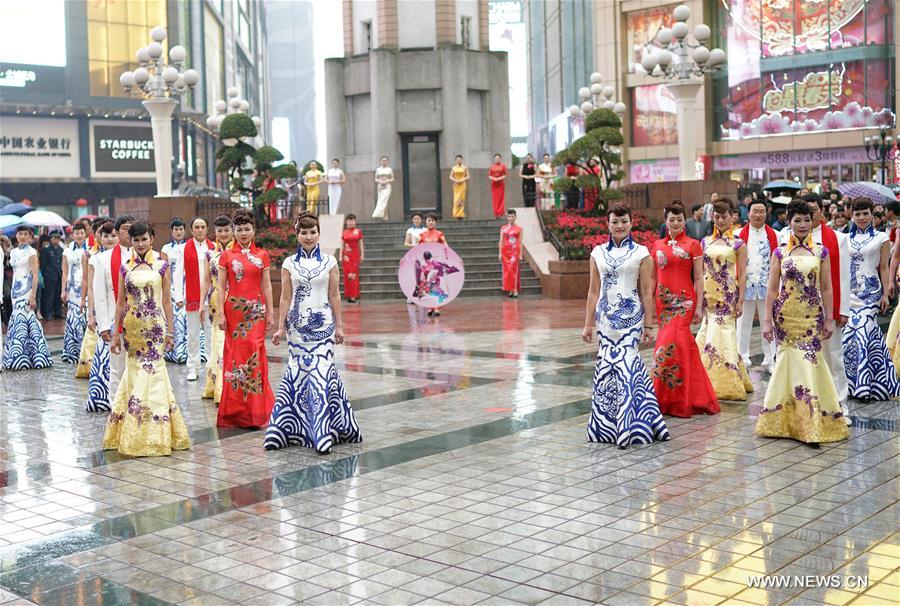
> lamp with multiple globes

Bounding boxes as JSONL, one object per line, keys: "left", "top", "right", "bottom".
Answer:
{"left": 640, "top": 4, "right": 726, "bottom": 79}
{"left": 567, "top": 72, "right": 627, "bottom": 119}
{"left": 205, "top": 86, "right": 262, "bottom": 136}
{"left": 864, "top": 126, "right": 898, "bottom": 185}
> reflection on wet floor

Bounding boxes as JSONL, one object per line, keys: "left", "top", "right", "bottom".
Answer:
{"left": 1, "top": 299, "right": 898, "bottom": 606}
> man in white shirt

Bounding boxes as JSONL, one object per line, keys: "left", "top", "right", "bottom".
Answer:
{"left": 737, "top": 200, "right": 777, "bottom": 372}
{"left": 182, "top": 217, "right": 212, "bottom": 381}
{"left": 778, "top": 195, "right": 851, "bottom": 422}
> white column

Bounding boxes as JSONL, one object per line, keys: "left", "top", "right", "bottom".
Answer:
{"left": 665, "top": 79, "right": 703, "bottom": 182}
{"left": 142, "top": 97, "right": 178, "bottom": 197}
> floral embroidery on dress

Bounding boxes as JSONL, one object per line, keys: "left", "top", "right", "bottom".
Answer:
{"left": 231, "top": 259, "right": 245, "bottom": 283}
{"left": 658, "top": 286, "right": 693, "bottom": 324}
{"left": 595, "top": 375, "right": 623, "bottom": 416}
{"left": 651, "top": 343, "right": 683, "bottom": 389}
{"left": 655, "top": 249, "right": 668, "bottom": 269}
{"left": 225, "top": 351, "right": 263, "bottom": 396}
{"left": 228, "top": 296, "right": 266, "bottom": 338}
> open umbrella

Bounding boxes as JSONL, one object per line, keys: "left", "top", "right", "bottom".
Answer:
{"left": 21, "top": 210, "right": 70, "bottom": 228}
{"left": 763, "top": 179, "right": 801, "bottom": 191}
{"left": 0, "top": 202, "right": 32, "bottom": 216}
{"left": 0, "top": 195, "right": 13, "bottom": 206}
{"left": 0, "top": 215, "right": 24, "bottom": 229}
{"left": 836, "top": 181, "right": 898, "bottom": 205}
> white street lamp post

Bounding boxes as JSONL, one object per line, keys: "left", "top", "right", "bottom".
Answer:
{"left": 120, "top": 26, "right": 199, "bottom": 197}
{"left": 567, "top": 72, "right": 627, "bottom": 120}
{"left": 641, "top": 4, "right": 726, "bottom": 181}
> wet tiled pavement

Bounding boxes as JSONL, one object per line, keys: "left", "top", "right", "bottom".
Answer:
{"left": 1, "top": 299, "right": 898, "bottom": 605}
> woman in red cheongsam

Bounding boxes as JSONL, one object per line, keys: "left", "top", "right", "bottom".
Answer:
{"left": 341, "top": 214, "right": 364, "bottom": 303}
{"left": 215, "top": 209, "right": 275, "bottom": 428}
{"left": 488, "top": 154, "right": 507, "bottom": 218}
{"left": 650, "top": 201, "right": 719, "bottom": 418}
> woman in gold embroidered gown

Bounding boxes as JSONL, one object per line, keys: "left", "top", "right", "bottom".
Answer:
{"left": 450, "top": 155, "right": 469, "bottom": 219}
{"left": 103, "top": 222, "right": 190, "bottom": 456}
{"left": 696, "top": 197, "right": 753, "bottom": 401}
{"left": 757, "top": 200, "right": 848, "bottom": 444}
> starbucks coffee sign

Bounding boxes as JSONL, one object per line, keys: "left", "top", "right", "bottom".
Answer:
{"left": 90, "top": 121, "right": 155, "bottom": 178}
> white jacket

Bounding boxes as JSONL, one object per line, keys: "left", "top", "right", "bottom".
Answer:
{"left": 92, "top": 245, "right": 131, "bottom": 333}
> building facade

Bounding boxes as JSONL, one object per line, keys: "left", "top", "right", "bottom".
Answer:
{"left": 325, "top": 0, "right": 511, "bottom": 220}
{"left": 528, "top": 0, "right": 898, "bottom": 189}
{"left": 524, "top": 0, "right": 595, "bottom": 159}
{"left": 0, "top": 0, "right": 270, "bottom": 217}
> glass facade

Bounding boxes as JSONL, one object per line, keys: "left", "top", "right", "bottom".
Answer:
{"left": 204, "top": 5, "right": 225, "bottom": 115}
{"left": 712, "top": 0, "right": 894, "bottom": 140}
{"left": 631, "top": 84, "right": 677, "bottom": 146}
{"left": 88, "top": 0, "right": 167, "bottom": 97}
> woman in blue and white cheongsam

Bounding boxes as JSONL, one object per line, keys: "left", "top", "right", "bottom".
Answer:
{"left": 61, "top": 222, "right": 89, "bottom": 363}
{"left": 264, "top": 212, "right": 362, "bottom": 454}
{"left": 842, "top": 197, "right": 900, "bottom": 401}
{"left": 2, "top": 226, "right": 52, "bottom": 371}
{"left": 581, "top": 204, "right": 669, "bottom": 447}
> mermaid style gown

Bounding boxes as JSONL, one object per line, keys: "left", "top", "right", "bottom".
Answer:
{"left": 841, "top": 225, "right": 900, "bottom": 400}
{"left": 650, "top": 231, "right": 719, "bottom": 417}
{"left": 756, "top": 241, "right": 849, "bottom": 443}
{"left": 2, "top": 246, "right": 52, "bottom": 370}
{"left": 695, "top": 233, "right": 753, "bottom": 401}
{"left": 61, "top": 243, "right": 88, "bottom": 363}
{"left": 102, "top": 254, "right": 191, "bottom": 456}
{"left": 264, "top": 244, "right": 362, "bottom": 453}
{"left": 587, "top": 238, "right": 669, "bottom": 446}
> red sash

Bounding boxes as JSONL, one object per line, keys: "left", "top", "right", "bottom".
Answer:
{"left": 110, "top": 245, "right": 122, "bottom": 301}
{"left": 184, "top": 238, "right": 213, "bottom": 312}
{"left": 819, "top": 222, "right": 841, "bottom": 320}
{"left": 738, "top": 224, "right": 777, "bottom": 252}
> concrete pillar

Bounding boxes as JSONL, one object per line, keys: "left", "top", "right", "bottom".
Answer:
{"left": 478, "top": 0, "right": 489, "bottom": 51}
{"left": 666, "top": 80, "right": 703, "bottom": 181}
{"left": 439, "top": 47, "right": 468, "bottom": 167}
{"left": 377, "top": 0, "right": 399, "bottom": 49}
{"left": 343, "top": 0, "right": 353, "bottom": 57}
{"left": 435, "top": 0, "right": 456, "bottom": 45}
{"left": 324, "top": 58, "right": 347, "bottom": 162}
{"left": 489, "top": 54, "right": 511, "bottom": 163}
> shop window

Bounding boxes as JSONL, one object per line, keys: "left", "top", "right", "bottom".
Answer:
{"left": 631, "top": 84, "right": 677, "bottom": 146}
{"left": 88, "top": 0, "right": 168, "bottom": 97}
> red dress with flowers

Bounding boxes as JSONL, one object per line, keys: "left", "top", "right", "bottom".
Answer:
{"left": 341, "top": 227, "right": 363, "bottom": 299}
{"left": 217, "top": 243, "right": 275, "bottom": 428}
{"left": 650, "top": 232, "right": 719, "bottom": 417}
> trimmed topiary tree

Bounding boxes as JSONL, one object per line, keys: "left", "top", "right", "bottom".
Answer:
{"left": 553, "top": 108, "right": 625, "bottom": 215}
{"left": 215, "top": 115, "right": 297, "bottom": 225}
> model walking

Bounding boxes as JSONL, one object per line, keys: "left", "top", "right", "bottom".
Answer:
{"left": 341, "top": 214, "right": 364, "bottom": 303}
{"left": 327, "top": 158, "right": 346, "bottom": 215}
{"left": 304, "top": 161, "right": 324, "bottom": 214}
{"left": 103, "top": 222, "right": 191, "bottom": 456}
{"left": 160, "top": 218, "right": 187, "bottom": 364}
{"left": 582, "top": 204, "right": 669, "bottom": 447}
{"left": 76, "top": 219, "right": 105, "bottom": 378}
{"left": 183, "top": 217, "right": 213, "bottom": 381}
{"left": 519, "top": 153, "right": 537, "bottom": 207}
{"left": 2, "top": 226, "right": 51, "bottom": 370}
{"left": 265, "top": 212, "right": 362, "bottom": 453}
{"left": 372, "top": 156, "right": 394, "bottom": 220}
{"left": 499, "top": 209, "right": 522, "bottom": 298}
{"left": 85, "top": 222, "right": 119, "bottom": 412}
{"left": 61, "top": 221, "right": 88, "bottom": 363}
{"left": 841, "top": 197, "right": 900, "bottom": 400}
{"left": 489, "top": 153, "right": 507, "bottom": 218}
{"left": 650, "top": 202, "right": 719, "bottom": 417}
{"left": 758, "top": 200, "right": 848, "bottom": 444}
{"left": 737, "top": 199, "right": 777, "bottom": 372}
{"left": 215, "top": 210, "right": 275, "bottom": 428}
{"left": 201, "top": 215, "right": 233, "bottom": 404}
{"left": 695, "top": 198, "right": 753, "bottom": 401}
{"left": 450, "top": 155, "right": 469, "bottom": 220}
{"left": 536, "top": 153, "right": 554, "bottom": 210}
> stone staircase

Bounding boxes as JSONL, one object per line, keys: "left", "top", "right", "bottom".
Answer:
{"left": 346, "top": 219, "right": 543, "bottom": 300}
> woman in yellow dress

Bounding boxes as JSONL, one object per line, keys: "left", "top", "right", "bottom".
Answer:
{"left": 104, "top": 222, "right": 191, "bottom": 457}
{"left": 696, "top": 198, "right": 753, "bottom": 401}
{"left": 450, "top": 155, "right": 469, "bottom": 219}
{"left": 886, "top": 272, "right": 900, "bottom": 376}
{"left": 304, "top": 161, "right": 324, "bottom": 214}
{"left": 758, "top": 200, "right": 848, "bottom": 445}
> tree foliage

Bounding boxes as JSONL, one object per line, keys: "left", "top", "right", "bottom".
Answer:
{"left": 552, "top": 108, "right": 625, "bottom": 213}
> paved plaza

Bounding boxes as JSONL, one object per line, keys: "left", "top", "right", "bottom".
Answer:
{"left": 0, "top": 299, "right": 897, "bottom": 606}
